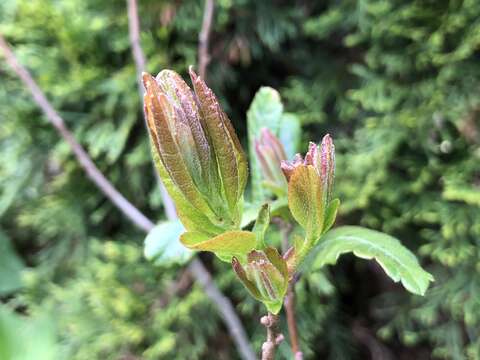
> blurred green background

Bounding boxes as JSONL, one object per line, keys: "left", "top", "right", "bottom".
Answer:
{"left": 1, "top": 0, "right": 480, "bottom": 359}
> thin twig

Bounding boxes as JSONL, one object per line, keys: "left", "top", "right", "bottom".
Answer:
{"left": 285, "top": 283, "right": 302, "bottom": 360}
{"left": 352, "top": 321, "right": 394, "bottom": 360}
{"left": 198, "top": 0, "right": 214, "bottom": 80}
{"left": 0, "top": 34, "right": 154, "bottom": 233}
{"left": 127, "top": 0, "right": 146, "bottom": 95}
{"left": 260, "top": 313, "right": 284, "bottom": 360}
{"left": 1, "top": 33, "right": 255, "bottom": 360}
{"left": 126, "top": 0, "right": 177, "bottom": 220}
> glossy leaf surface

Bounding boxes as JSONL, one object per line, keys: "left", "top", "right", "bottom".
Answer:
{"left": 312, "top": 226, "right": 434, "bottom": 295}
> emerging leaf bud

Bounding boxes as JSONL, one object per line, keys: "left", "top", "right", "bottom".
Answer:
{"left": 232, "top": 247, "right": 288, "bottom": 314}
{"left": 281, "top": 135, "right": 339, "bottom": 245}
{"left": 143, "top": 68, "right": 248, "bottom": 237}
{"left": 254, "top": 128, "right": 288, "bottom": 196}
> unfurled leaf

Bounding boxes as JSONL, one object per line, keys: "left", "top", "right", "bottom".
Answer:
{"left": 180, "top": 230, "right": 256, "bottom": 262}
{"left": 278, "top": 113, "right": 301, "bottom": 158}
{"left": 144, "top": 220, "right": 193, "bottom": 266}
{"left": 310, "top": 226, "right": 434, "bottom": 295}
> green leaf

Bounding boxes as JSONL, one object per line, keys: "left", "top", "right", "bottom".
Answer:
{"left": 0, "top": 306, "right": 58, "bottom": 360}
{"left": 247, "top": 87, "right": 301, "bottom": 204}
{"left": 144, "top": 220, "right": 193, "bottom": 266}
{"left": 322, "top": 199, "right": 340, "bottom": 234}
{"left": 247, "top": 87, "right": 284, "bottom": 201}
{"left": 240, "top": 198, "right": 288, "bottom": 229}
{"left": 288, "top": 166, "right": 324, "bottom": 240}
{"left": 278, "top": 113, "right": 301, "bottom": 158}
{"left": 252, "top": 203, "right": 270, "bottom": 248}
{"left": 311, "top": 226, "right": 434, "bottom": 295}
{"left": 0, "top": 230, "right": 25, "bottom": 295}
{"left": 180, "top": 231, "right": 256, "bottom": 262}
{"left": 264, "top": 300, "right": 283, "bottom": 315}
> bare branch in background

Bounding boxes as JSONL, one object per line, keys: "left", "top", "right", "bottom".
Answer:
{"left": 2, "top": 5, "right": 255, "bottom": 357}
{"left": 126, "top": 0, "right": 177, "bottom": 220}
{"left": 198, "top": 0, "right": 214, "bottom": 80}
{"left": 0, "top": 34, "right": 154, "bottom": 233}
{"left": 127, "top": 0, "right": 146, "bottom": 94}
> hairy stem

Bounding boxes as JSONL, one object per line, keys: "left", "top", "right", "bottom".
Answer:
{"left": 261, "top": 313, "right": 284, "bottom": 360}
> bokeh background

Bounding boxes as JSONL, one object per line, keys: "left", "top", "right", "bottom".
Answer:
{"left": 1, "top": 0, "right": 480, "bottom": 359}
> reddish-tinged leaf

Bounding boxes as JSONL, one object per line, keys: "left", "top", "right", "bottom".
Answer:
{"left": 143, "top": 73, "right": 213, "bottom": 218}
{"left": 189, "top": 68, "right": 247, "bottom": 212}
{"left": 232, "top": 257, "right": 261, "bottom": 299}
{"left": 156, "top": 70, "right": 220, "bottom": 197}
{"left": 151, "top": 149, "right": 225, "bottom": 236}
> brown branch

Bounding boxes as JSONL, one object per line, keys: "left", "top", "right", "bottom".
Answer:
{"left": 352, "top": 321, "right": 394, "bottom": 360}
{"left": 284, "top": 283, "right": 302, "bottom": 360}
{"left": 198, "top": 0, "right": 214, "bottom": 80}
{"left": 1, "top": 33, "right": 255, "bottom": 360}
{"left": 260, "top": 313, "right": 284, "bottom": 360}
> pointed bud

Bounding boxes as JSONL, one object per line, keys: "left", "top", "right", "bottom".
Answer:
{"left": 280, "top": 154, "right": 303, "bottom": 182}
{"left": 189, "top": 67, "right": 248, "bottom": 217}
{"left": 255, "top": 128, "right": 288, "bottom": 196}
{"left": 143, "top": 68, "right": 247, "bottom": 236}
{"left": 232, "top": 247, "right": 288, "bottom": 314}
{"left": 318, "top": 134, "right": 335, "bottom": 202}
{"left": 282, "top": 134, "right": 338, "bottom": 242}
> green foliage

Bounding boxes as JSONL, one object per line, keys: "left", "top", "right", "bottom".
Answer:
{"left": 22, "top": 241, "right": 226, "bottom": 360}
{"left": 1, "top": 0, "right": 480, "bottom": 358}
{"left": 309, "top": 226, "right": 434, "bottom": 296}
{"left": 144, "top": 220, "right": 192, "bottom": 266}
{"left": 296, "top": 0, "right": 480, "bottom": 357}
{"left": 0, "top": 305, "right": 57, "bottom": 360}
{"left": 0, "top": 231, "right": 24, "bottom": 295}
{"left": 247, "top": 87, "right": 301, "bottom": 201}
